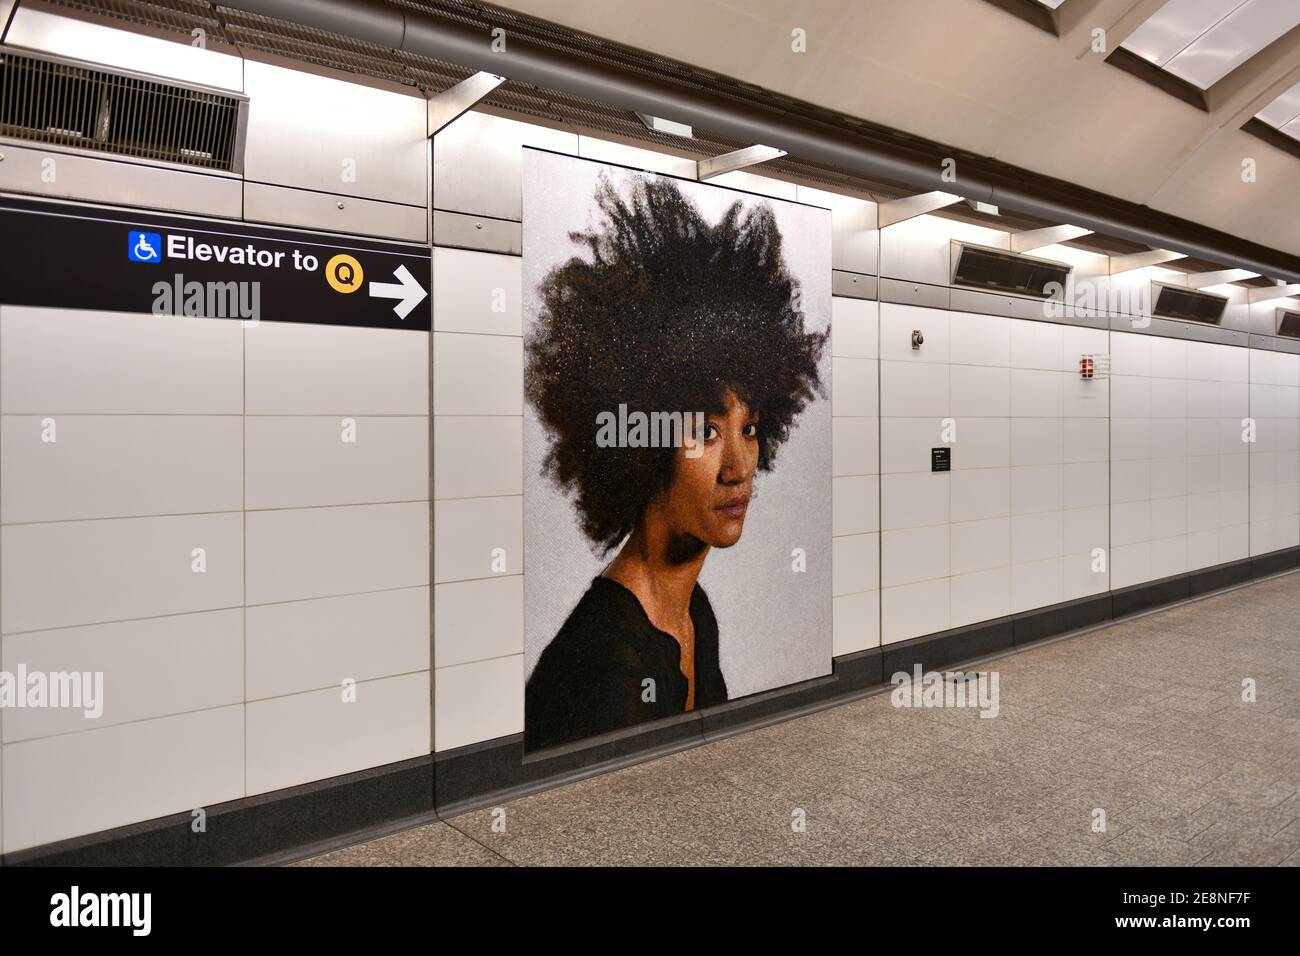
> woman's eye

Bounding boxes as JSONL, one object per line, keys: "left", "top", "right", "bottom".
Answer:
{"left": 743, "top": 423, "right": 758, "bottom": 438}
{"left": 703, "top": 423, "right": 720, "bottom": 441}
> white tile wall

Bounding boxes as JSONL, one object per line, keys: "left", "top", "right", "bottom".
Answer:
{"left": 2, "top": 513, "right": 244, "bottom": 633}
{"left": 433, "top": 496, "right": 523, "bottom": 584}
{"left": 1111, "top": 333, "right": 1253, "bottom": 588}
{"left": 246, "top": 587, "right": 429, "bottom": 699}
{"left": 245, "top": 416, "right": 427, "bottom": 510}
{"left": 880, "top": 309, "right": 1112, "bottom": 642}
{"left": 1, "top": 609, "right": 243, "bottom": 741}
{"left": 2, "top": 705, "right": 245, "bottom": 853}
{"left": 433, "top": 248, "right": 522, "bottom": 336}
{"left": 435, "top": 576, "right": 524, "bottom": 669}
{"left": 0, "top": 301, "right": 432, "bottom": 852}
{"left": 432, "top": 332, "right": 523, "bottom": 416}
{"left": 1, "top": 307, "right": 242, "bottom": 414}
{"left": 829, "top": 297, "right": 880, "bottom": 655}
{"left": 1, "top": 415, "right": 243, "bottom": 523}
{"left": 245, "top": 324, "right": 427, "bottom": 415}
{"left": 246, "top": 672, "right": 430, "bottom": 795}
{"left": 434, "top": 655, "right": 525, "bottom": 752}
{"left": 1249, "top": 348, "right": 1300, "bottom": 556}
{"left": 246, "top": 501, "right": 430, "bottom": 605}
{"left": 434, "top": 416, "right": 523, "bottom": 499}
{"left": 430, "top": 244, "right": 535, "bottom": 745}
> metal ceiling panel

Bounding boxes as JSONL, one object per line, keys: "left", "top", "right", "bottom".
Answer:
{"left": 1123, "top": 0, "right": 1246, "bottom": 68}
{"left": 1257, "top": 78, "right": 1300, "bottom": 129}
{"left": 1164, "top": 0, "right": 1300, "bottom": 89}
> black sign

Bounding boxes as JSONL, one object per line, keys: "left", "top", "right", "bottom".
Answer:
{"left": 931, "top": 447, "right": 951, "bottom": 472}
{"left": 0, "top": 197, "right": 431, "bottom": 331}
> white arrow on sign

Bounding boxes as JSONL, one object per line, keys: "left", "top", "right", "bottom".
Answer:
{"left": 368, "top": 264, "right": 428, "bottom": 320}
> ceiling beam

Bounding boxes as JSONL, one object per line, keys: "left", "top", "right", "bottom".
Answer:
{"left": 878, "top": 191, "right": 961, "bottom": 228}
{"left": 1248, "top": 283, "right": 1300, "bottom": 303}
{"left": 1010, "top": 224, "right": 1093, "bottom": 253}
{"left": 696, "top": 144, "right": 786, "bottom": 181}
{"left": 1061, "top": 0, "right": 1167, "bottom": 59}
{"left": 1148, "top": 24, "right": 1300, "bottom": 211}
{"left": 1108, "top": 249, "right": 1187, "bottom": 274}
{"left": 1205, "top": 24, "right": 1300, "bottom": 117}
{"left": 427, "top": 71, "right": 505, "bottom": 136}
{"left": 1186, "top": 268, "right": 1259, "bottom": 289}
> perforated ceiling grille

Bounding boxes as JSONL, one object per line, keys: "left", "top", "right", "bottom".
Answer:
{"left": 0, "top": 51, "right": 242, "bottom": 169}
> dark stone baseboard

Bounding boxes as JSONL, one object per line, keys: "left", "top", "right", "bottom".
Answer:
{"left": 832, "top": 645, "right": 884, "bottom": 693}
{"left": 7, "top": 548, "right": 1297, "bottom": 867}
{"left": 1252, "top": 546, "right": 1300, "bottom": 579}
{"left": 1189, "top": 558, "right": 1253, "bottom": 597}
{"left": 436, "top": 714, "right": 702, "bottom": 816}
{"left": 1111, "top": 572, "right": 1190, "bottom": 618}
{"left": 4, "top": 754, "right": 433, "bottom": 867}
{"left": 699, "top": 673, "right": 840, "bottom": 739}
{"left": 1012, "top": 593, "right": 1112, "bottom": 646}
{"left": 880, "top": 617, "right": 1013, "bottom": 678}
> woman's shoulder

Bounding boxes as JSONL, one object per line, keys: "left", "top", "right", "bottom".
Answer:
{"left": 533, "top": 577, "right": 651, "bottom": 671}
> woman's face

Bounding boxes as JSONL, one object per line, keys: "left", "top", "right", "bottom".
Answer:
{"left": 657, "top": 389, "right": 759, "bottom": 549}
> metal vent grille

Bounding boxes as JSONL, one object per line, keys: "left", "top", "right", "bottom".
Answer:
{"left": 0, "top": 52, "right": 242, "bottom": 170}
{"left": 1277, "top": 310, "right": 1300, "bottom": 338}
{"left": 952, "top": 244, "right": 1072, "bottom": 298}
{"left": 1152, "top": 284, "right": 1227, "bottom": 324}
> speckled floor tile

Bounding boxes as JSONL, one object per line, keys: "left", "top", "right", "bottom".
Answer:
{"left": 296, "top": 573, "right": 1300, "bottom": 867}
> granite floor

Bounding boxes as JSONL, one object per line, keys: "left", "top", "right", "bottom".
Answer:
{"left": 297, "top": 573, "right": 1300, "bottom": 867}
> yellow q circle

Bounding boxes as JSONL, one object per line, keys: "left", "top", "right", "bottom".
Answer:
{"left": 325, "top": 254, "right": 364, "bottom": 293}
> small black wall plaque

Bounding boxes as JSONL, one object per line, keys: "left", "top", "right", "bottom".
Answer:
{"left": 931, "top": 447, "right": 951, "bottom": 472}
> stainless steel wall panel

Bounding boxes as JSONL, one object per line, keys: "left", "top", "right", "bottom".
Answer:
{"left": 0, "top": 142, "right": 241, "bottom": 218}
{"left": 879, "top": 223, "right": 949, "bottom": 285}
{"left": 433, "top": 111, "right": 578, "bottom": 223}
{"left": 878, "top": 278, "right": 950, "bottom": 310}
{"left": 243, "top": 182, "right": 426, "bottom": 243}
{"left": 433, "top": 210, "right": 522, "bottom": 256}
{"left": 242, "top": 60, "right": 426, "bottom": 207}
{"left": 950, "top": 288, "right": 1055, "bottom": 323}
{"left": 832, "top": 271, "right": 877, "bottom": 300}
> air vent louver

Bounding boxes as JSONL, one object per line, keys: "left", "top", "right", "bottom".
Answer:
{"left": 1152, "top": 284, "right": 1227, "bottom": 324}
{"left": 0, "top": 52, "right": 242, "bottom": 171}
{"left": 1277, "top": 310, "right": 1300, "bottom": 338}
{"left": 952, "top": 244, "right": 1072, "bottom": 298}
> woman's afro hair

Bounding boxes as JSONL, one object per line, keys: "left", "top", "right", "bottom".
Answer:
{"left": 525, "top": 172, "right": 827, "bottom": 552}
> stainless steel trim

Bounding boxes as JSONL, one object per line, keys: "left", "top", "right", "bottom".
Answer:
{"left": 427, "top": 71, "right": 505, "bottom": 138}
{"left": 831, "top": 270, "right": 877, "bottom": 301}
{"left": 696, "top": 144, "right": 786, "bottom": 181}
{"left": 432, "top": 209, "right": 521, "bottom": 255}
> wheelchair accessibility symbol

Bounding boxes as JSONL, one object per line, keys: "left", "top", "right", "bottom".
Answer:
{"left": 128, "top": 231, "right": 162, "bottom": 263}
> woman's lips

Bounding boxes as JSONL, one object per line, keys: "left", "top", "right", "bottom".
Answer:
{"left": 715, "top": 494, "right": 750, "bottom": 519}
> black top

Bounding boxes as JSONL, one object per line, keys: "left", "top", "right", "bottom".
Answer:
{"left": 525, "top": 576, "right": 729, "bottom": 751}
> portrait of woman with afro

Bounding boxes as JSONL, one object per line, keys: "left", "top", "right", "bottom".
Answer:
{"left": 523, "top": 168, "right": 828, "bottom": 751}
